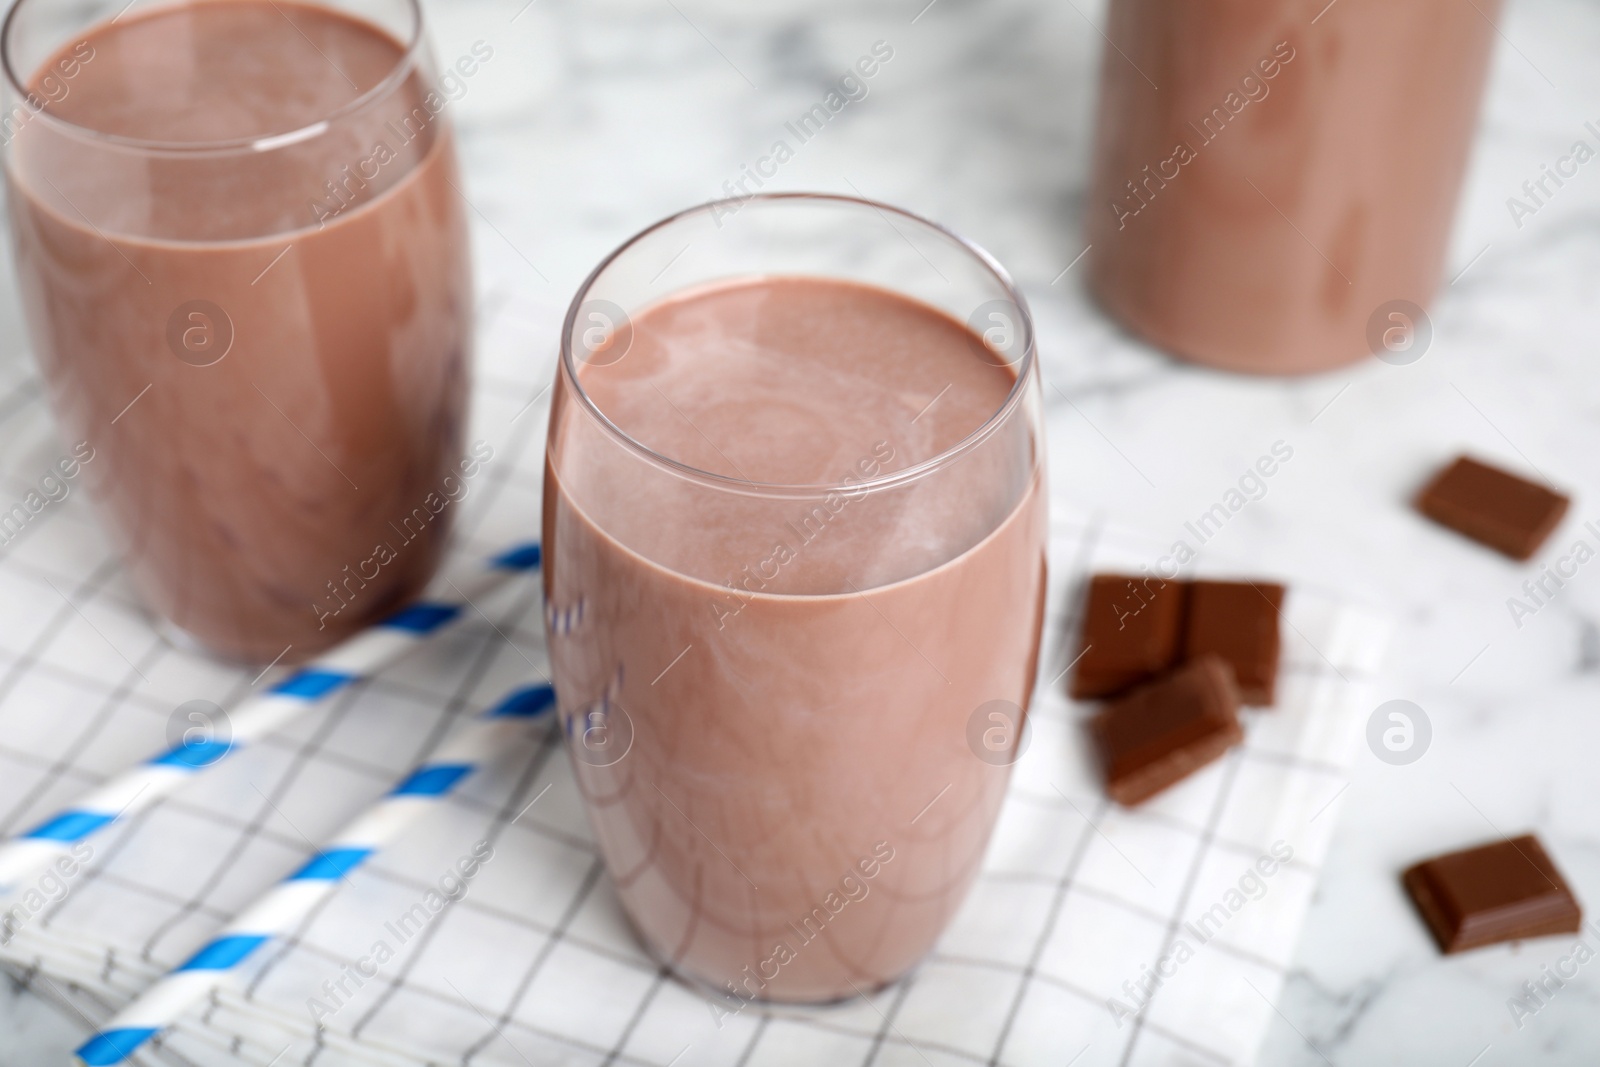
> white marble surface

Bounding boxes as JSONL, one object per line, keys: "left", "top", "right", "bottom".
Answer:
{"left": 4, "top": 0, "right": 1600, "bottom": 1062}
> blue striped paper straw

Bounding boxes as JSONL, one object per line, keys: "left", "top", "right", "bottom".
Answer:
{"left": 75, "top": 682, "right": 557, "bottom": 1066}
{"left": 0, "top": 542, "right": 542, "bottom": 893}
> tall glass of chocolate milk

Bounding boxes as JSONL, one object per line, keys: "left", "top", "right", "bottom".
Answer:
{"left": 1084, "top": 0, "right": 1502, "bottom": 374}
{"left": 545, "top": 194, "right": 1048, "bottom": 1002}
{"left": 1, "top": 0, "right": 473, "bottom": 662}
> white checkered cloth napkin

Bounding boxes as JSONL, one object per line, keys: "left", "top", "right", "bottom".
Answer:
{"left": 0, "top": 354, "right": 1391, "bottom": 1067}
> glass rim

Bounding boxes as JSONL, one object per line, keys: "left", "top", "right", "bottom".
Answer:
{"left": 559, "top": 191, "right": 1038, "bottom": 500}
{"left": 0, "top": 0, "right": 426, "bottom": 156}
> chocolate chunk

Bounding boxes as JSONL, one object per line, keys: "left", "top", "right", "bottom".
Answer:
{"left": 1088, "top": 655, "right": 1242, "bottom": 805}
{"left": 1069, "top": 574, "right": 1186, "bottom": 700}
{"left": 1403, "top": 835, "right": 1582, "bottom": 953}
{"left": 1416, "top": 456, "right": 1570, "bottom": 561}
{"left": 1183, "top": 581, "right": 1284, "bottom": 705}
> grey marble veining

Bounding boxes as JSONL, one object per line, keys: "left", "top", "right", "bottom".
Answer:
{"left": 4, "top": 0, "right": 1600, "bottom": 1062}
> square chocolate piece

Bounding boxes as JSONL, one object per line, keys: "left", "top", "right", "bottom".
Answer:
{"left": 1416, "top": 456, "right": 1570, "bottom": 561}
{"left": 1403, "top": 834, "right": 1582, "bottom": 954}
{"left": 1088, "top": 655, "right": 1242, "bottom": 805}
{"left": 1182, "top": 580, "right": 1285, "bottom": 705}
{"left": 1069, "top": 574, "right": 1186, "bottom": 700}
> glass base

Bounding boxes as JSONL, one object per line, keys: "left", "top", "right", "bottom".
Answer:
{"left": 626, "top": 907, "right": 913, "bottom": 1011}
{"left": 151, "top": 615, "right": 285, "bottom": 673}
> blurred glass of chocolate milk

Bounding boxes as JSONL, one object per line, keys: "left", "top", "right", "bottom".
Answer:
{"left": 1084, "top": 0, "right": 1503, "bottom": 374}
{"left": 2, "top": 0, "right": 473, "bottom": 663}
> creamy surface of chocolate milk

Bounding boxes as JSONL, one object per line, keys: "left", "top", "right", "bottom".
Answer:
{"left": 1085, "top": 0, "right": 1502, "bottom": 374}
{"left": 6, "top": 1, "right": 471, "bottom": 662}
{"left": 545, "top": 277, "right": 1047, "bottom": 1001}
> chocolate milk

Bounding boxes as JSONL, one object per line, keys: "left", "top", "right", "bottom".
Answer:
{"left": 544, "top": 277, "right": 1047, "bottom": 1001}
{"left": 5, "top": 1, "right": 471, "bottom": 662}
{"left": 1085, "top": 0, "right": 1502, "bottom": 373}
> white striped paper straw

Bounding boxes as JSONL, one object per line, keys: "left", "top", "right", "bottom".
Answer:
{"left": 0, "top": 542, "right": 542, "bottom": 894}
{"left": 75, "top": 682, "right": 557, "bottom": 1066}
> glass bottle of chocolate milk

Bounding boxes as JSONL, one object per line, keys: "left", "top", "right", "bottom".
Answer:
{"left": 1084, "top": 0, "right": 1503, "bottom": 374}
{"left": 1, "top": 0, "right": 472, "bottom": 662}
